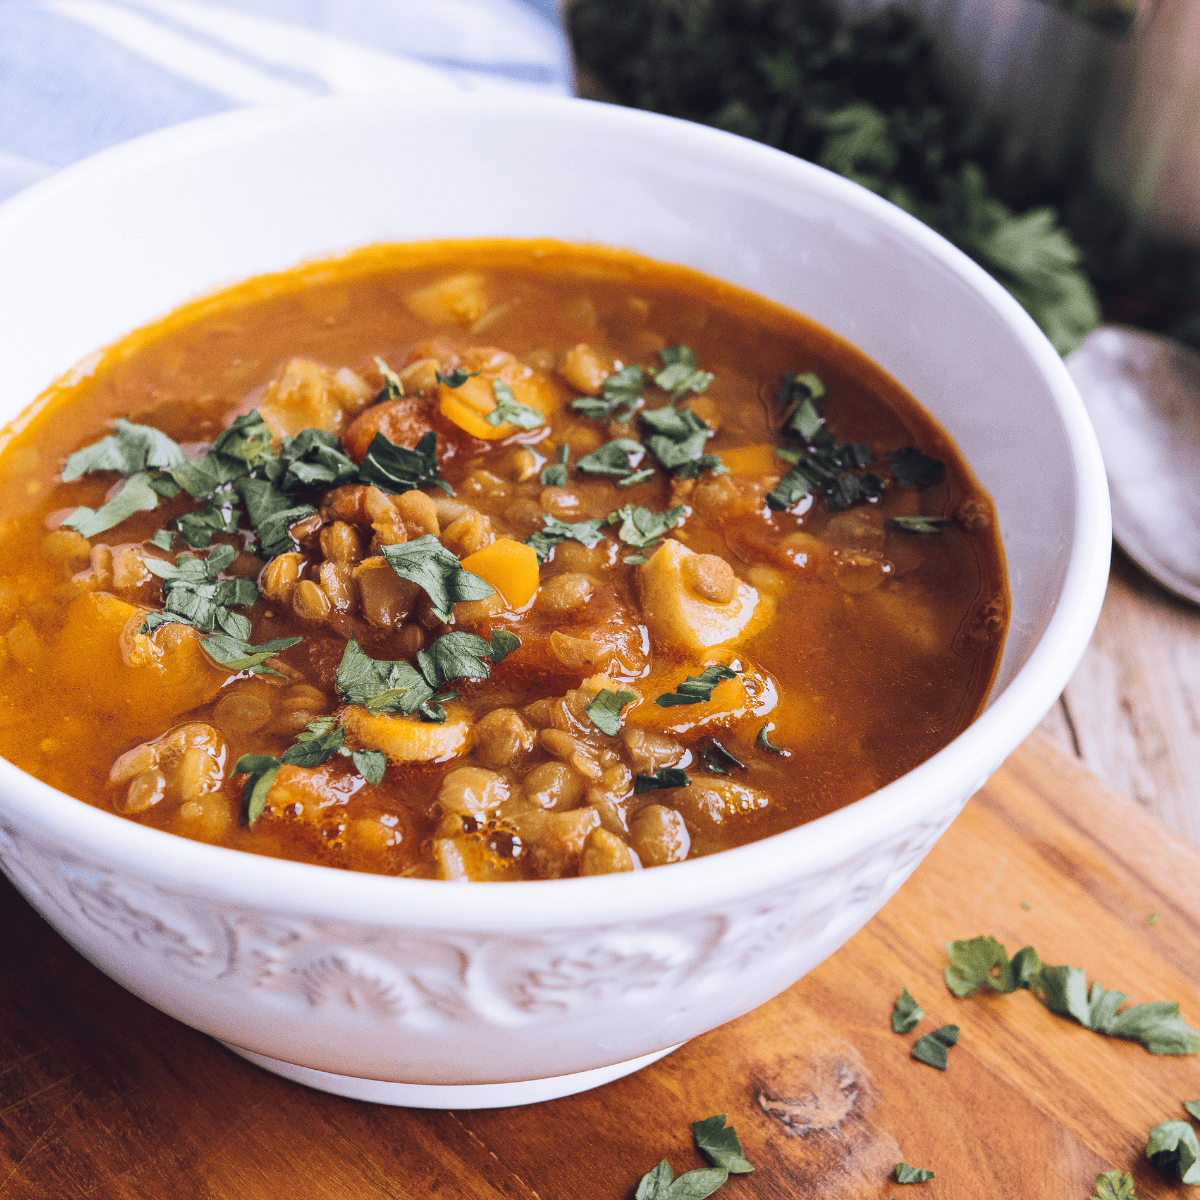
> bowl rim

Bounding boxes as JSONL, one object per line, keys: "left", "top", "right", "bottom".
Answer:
{"left": 0, "top": 91, "right": 1111, "bottom": 928}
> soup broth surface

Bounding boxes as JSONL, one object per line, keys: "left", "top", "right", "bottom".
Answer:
{"left": 0, "top": 240, "right": 1007, "bottom": 880}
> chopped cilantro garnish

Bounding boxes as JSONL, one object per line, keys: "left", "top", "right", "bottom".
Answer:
{"left": 654, "top": 345, "right": 715, "bottom": 400}
{"left": 944, "top": 936, "right": 1200, "bottom": 1054}
{"left": 540, "top": 445, "right": 570, "bottom": 486}
{"left": 585, "top": 688, "right": 638, "bottom": 736}
{"left": 617, "top": 467, "right": 656, "bottom": 488}
{"left": 890, "top": 447, "right": 945, "bottom": 487}
{"left": 487, "top": 379, "right": 545, "bottom": 430}
{"left": 756, "top": 722, "right": 789, "bottom": 756}
{"left": 635, "top": 766, "right": 691, "bottom": 793}
{"left": 200, "top": 632, "right": 301, "bottom": 678}
{"left": 140, "top": 545, "right": 257, "bottom": 636}
{"left": 337, "top": 632, "right": 520, "bottom": 724}
{"left": 62, "top": 418, "right": 187, "bottom": 481}
{"left": 1092, "top": 1170, "right": 1137, "bottom": 1200}
{"left": 577, "top": 438, "right": 646, "bottom": 478}
{"left": 779, "top": 372, "right": 827, "bottom": 440}
{"left": 435, "top": 367, "right": 479, "bottom": 388}
{"left": 635, "top": 1115, "right": 753, "bottom": 1200}
{"left": 891, "top": 987, "right": 924, "bottom": 1034}
{"left": 148, "top": 528, "right": 175, "bottom": 551}
{"left": 624, "top": 554, "right": 648, "bottom": 566}
{"left": 911, "top": 1024, "right": 959, "bottom": 1070}
{"left": 640, "top": 404, "right": 724, "bottom": 477}
{"left": 236, "top": 716, "right": 385, "bottom": 825}
{"left": 894, "top": 1162, "right": 936, "bottom": 1184}
{"left": 63, "top": 472, "right": 162, "bottom": 537}
{"left": 698, "top": 739, "right": 744, "bottom": 774}
{"left": 656, "top": 664, "right": 737, "bottom": 707}
{"left": 887, "top": 516, "right": 951, "bottom": 534}
{"left": 380, "top": 535, "right": 494, "bottom": 622}
{"left": 374, "top": 356, "right": 404, "bottom": 399}
{"left": 526, "top": 515, "right": 607, "bottom": 564}
{"left": 173, "top": 494, "right": 241, "bottom": 548}
{"left": 488, "top": 629, "right": 521, "bottom": 663}
{"left": 1147, "top": 1120, "right": 1200, "bottom": 1183}
{"left": 358, "top": 430, "right": 453, "bottom": 497}
{"left": 235, "top": 477, "right": 316, "bottom": 559}
{"left": 572, "top": 364, "right": 646, "bottom": 421}
{"left": 607, "top": 503, "right": 685, "bottom": 550}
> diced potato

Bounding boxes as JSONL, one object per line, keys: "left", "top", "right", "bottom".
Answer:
{"left": 54, "top": 593, "right": 227, "bottom": 738}
{"left": 258, "top": 358, "right": 372, "bottom": 439}
{"left": 460, "top": 538, "right": 539, "bottom": 609}
{"left": 637, "top": 539, "right": 774, "bottom": 652}
{"left": 405, "top": 273, "right": 488, "bottom": 326}
{"left": 343, "top": 705, "right": 469, "bottom": 762}
{"left": 262, "top": 761, "right": 370, "bottom": 818}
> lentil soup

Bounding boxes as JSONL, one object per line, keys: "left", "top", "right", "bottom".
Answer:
{"left": 0, "top": 240, "right": 1007, "bottom": 880}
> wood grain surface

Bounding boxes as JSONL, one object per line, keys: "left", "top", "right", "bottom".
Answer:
{"left": 1038, "top": 549, "right": 1200, "bottom": 850}
{"left": 1, "top": 733, "right": 1197, "bottom": 1200}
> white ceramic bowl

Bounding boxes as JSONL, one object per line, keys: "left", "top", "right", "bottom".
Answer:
{"left": 0, "top": 94, "right": 1110, "bottom": 1108}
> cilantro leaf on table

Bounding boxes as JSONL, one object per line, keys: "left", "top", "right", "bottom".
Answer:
{"left": 358, "top": 431, "right": 453, "bottom": 497}
{"left": 1186, "top": 1099, "right": 1200, "bottom": 1121}
{"left": 607, "top": 503, "right": 685, "bottom": 550}
{"left": 577, "top": 437, "right": 647, "bottom": 478}
{"left": 572, "top": 364, "right": 646, "bottom": 421}
{"left": 654, "top": 345, "right": 715, "bottom": 400}
{"left": 889, "top": 447, "right": 944, "bottom": 488}
{"left": 945, "top": 936, "right": 1200, "bottom": 1054}
{"left": 894, "top": 1162, "right": 936, "bottom": 1183}
{"left": 525, "top": 515, "right": 607, "bottom": 564}
{"left": 887, "top": 516, "right": 951, "bottom": 534}
{"left": 585, "top": 687, "right": 638, "bottom": 736}
{"left": 200, "top": 632, "right": 301, "bottom": 678}
{"left": 540, "top": 445, "right": 570, "bottom": 486}
{"left": 891, "top": 987, "right": 924, "bottom": 1034}
{"left": 381, "top": 535, "right": 494, "bottom": 622}
{"left": 1147, "top": 1120, "right": 1200, "bottom": 1184}
{"left": 640, "top": 404, "right": 724, "bottom": 477}
{"left": 635, "top": 766, "right": 691, "bottom": 793}
{"left": 374, "top": 356, "right": 404, "bottom": 399}
{"left": 634, "top": 1115, "right": 753, "bottom": 1199}
{"left": 911, "top": 1024, "right": 958, "bottom": 1070}
{"left": 1092, "top": 1170, "right": 1137, "bottom": 1200}
{"left": 691, "top": 1115, "right": 754, "bottom": 1174}
{"left": 140, "top": 544, "right": 257, "bottom": 635}
{"left": 634, "top": 1160, "right": 729, "bottom": 1200}
{"left": 487, "top": 380, "right": 545, "bottom": 430}
{"left": 656, "top": 664, "right": 737, "bottom": 707}
{"left": 62, "top": 418, "right": 188, "bottom": 480}
{"left": 62, "top": 471, "right": 163, "bottom": 537}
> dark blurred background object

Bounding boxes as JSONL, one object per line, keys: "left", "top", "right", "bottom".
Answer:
{"left": 568, "top": 0, "right": 1200, "bottom": 354}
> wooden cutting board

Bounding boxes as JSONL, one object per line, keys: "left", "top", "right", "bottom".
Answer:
{"left": 1, "top": 734, "right": 1197, "bottom": 1200}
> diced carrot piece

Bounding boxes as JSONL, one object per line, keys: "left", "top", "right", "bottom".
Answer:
{"left": 343, "top": 705, "right": 469, "bottom": 762}
{"left": 438, "top": 372, "right": 552, "bottom": 440}
{"left": 54, "top": 592, "right": 227, "bottom": 739}
{"left": 461, "top": 538, "right": 539, "bottom": 609}
{"left": 720, "top": 443, "right": 783, "bottom": 478}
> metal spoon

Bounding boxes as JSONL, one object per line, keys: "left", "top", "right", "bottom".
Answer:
{"left": 1067, "top": 325, "right": 1200, "bottom": 605}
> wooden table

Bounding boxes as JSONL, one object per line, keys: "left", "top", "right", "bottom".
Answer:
{"left": 1, "top": 734, "right": 1197, "bottom": 1199}
{"left": 1038, "top": 547, "right": 1200, "bottom": 849}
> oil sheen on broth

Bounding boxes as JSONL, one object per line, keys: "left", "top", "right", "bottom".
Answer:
{"left": 0, "top": 240, "right": 1008, "bottom": 880}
